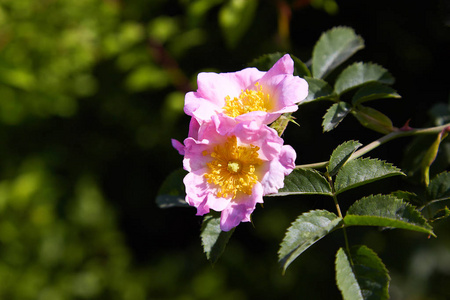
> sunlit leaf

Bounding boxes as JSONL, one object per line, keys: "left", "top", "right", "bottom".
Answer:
{"left": 344, "top": 194, "right": 435, "bottom": 236}
{"left": 269, "top": 168, "right": 332, "bottom": 196}
{"left": 201, "top": 212, "right": 234, "bottom": 263}
{"left": 270, "top": 112, "right": 293, "bottom": 136}
{"left": 322, "top": 102, "right": 352, "bottom": 132}
{"left": 279, "top": 210, "right": 342, "bottom": 273}
{"left": 352, "top": 106, "right": 394, "bottom": 134}
{"left": 335, "top": 246, "right": 390, "bottom": 300}
{"left": 335, "top": 62, "right": 394, "bottom": 95}
{"left": 352, "top": 82, "right": 401, "bottom": 105}
{"left": 335, "top": 158, "right": 404, "bottom": 194}
{"left": 327, "top": 140, "right": 362, "bottom": 177}
{"left": 312, "top": 27, "right": 364, "bottom": 79}
{"left": 302, "top": 77, "right": 336, "bottom": 103}
{"left": 336, "top": 248, "right": 363, "bottom": 300}
{"left": 156, "top": 169, "right": 189, "bottom": 208}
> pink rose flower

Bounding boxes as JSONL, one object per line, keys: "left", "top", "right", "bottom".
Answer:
{"left": 172, "top": 115, "right": 296, "bottom": 231}
{"left": 184, "top": 54, "right": 308, "bottom": 127}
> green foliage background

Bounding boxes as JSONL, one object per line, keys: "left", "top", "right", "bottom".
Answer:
{"left": 0, "top": 0, "right": 449, "bottom": 299}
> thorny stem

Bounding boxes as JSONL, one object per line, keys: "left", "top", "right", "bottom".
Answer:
{"left": 295, "top": 123, "right": 450, "bottom": 170}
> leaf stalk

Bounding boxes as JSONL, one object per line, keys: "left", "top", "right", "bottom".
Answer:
{"left": 295, "top": 123, "right": 450, "bottom": 169}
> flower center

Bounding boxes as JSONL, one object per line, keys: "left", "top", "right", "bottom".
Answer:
{"left": 227, "top": 160, "right": 242, "bottom": 173}
{"left": 204, "top": 136, "right": 262, "bottom": 199}
{"left": 223, "top": 82, "right": 271, "bottom": 118}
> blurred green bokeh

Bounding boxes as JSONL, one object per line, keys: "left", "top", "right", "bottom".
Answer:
{"left": 0, "top": 0, "right": 449, "bottom": 299}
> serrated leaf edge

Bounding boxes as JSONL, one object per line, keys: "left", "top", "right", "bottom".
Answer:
{"left": 335, "top": 157, "right": 405, "bottom": 194}
{"left": 322, "top": 102, "right": 352, "bottom": 132}
{"left": 345, "top": 194, "right": 435, "bottom": 236}
{"left": 312, "top": 26, "right": 365, "bottom": 79}
{"left": 327, "top": 140, "right": 363, "bottom": 176}
{"left": 278, "top": 210, "right": 343, "bottom": 273}
{"left": 335, "top": 62, "right": 395, "bottom": 95}
{"left": 269, "top": 168, "right": 333, "bottom": 196}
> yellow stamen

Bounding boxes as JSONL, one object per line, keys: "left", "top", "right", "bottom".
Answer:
{"left": 204, "top": 136, "right": 262, "bottom": 199}
{"left": 223, "top": 82, "right": 272, "bottom": 118}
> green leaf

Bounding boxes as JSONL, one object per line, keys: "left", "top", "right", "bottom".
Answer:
{"left": 427, "top": 171, "right": 450, "bottom": 200}
{"left": 322, "top": 102, "right": 352, "bottom": 132}
{"left": 335, "top": 62, "right": 395, "bottom": 95}
{"left": 429, "top": 102, "right": 450, "bottom": 126}
{"left": 302, "top": 77, "right": 336, "bottom": 103}
{"left": 327, "top": 140, "right": 362, "bottom": 177}
{"left": 431, "top": 206, "right": 450, "bottom": 222}
{"left": 268, "top": 168, "right": 332, "bottom": 196}
{"left": 352, "top": 105, "right": 395, "bottom": 134}
{"left": 335, "top": 248, "right": 363, "bottom": 300}
{"left": 312, "top": 27, "right": 364, "bottom": 79}
{"left": 279, "top": 210, "right": 342, "bottom": 273}
{"left": 186, "top": 0, "right": 225, "bottom": 27}
{"left": 421, "top": 130, "right": 449, "bottom": 186}
{"left": 335, "top": 158, "right": 405, "bottom": 194}
{"left": 219, "top": 0, "right": 258, "bottom": 49}
{"left": 335, "top": 246, "right": 390, "bottom": 300}
{"left": 201, "top": 212, "right": 235, "bottom": 263}
{"left": 390, "top": 190, "right": 422, "bottom": 206}
{"left": 352, "top": 82, "right": 401, "bottom": 106}
{"left": 344, "top": 194, "right": 435, "bottom": 236}
{"left": 270, "top": 112, "right": 293, "bottom": 136}
{"left": 291, "top": 55, "right": 312, "bottom": 77}
{"left": 156, "top": 168, "right": 189, "bottom": 208}
{"left": 249, "top": 52, "right": 311, "bottom": 77}
{"left": 249, "top": 52, "right": 286, "bottom": 71}
{"left": 401, "top": 134, "right": 439, "bottom": 179}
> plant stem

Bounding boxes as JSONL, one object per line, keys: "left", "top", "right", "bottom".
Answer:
{"left": 328, "top": 174, "right": 352, "bottom": 261}
{"left": 295, "top": 123, "right": 450, "bottom": 169}
{"left": 419, "top": 196, "right": 450, "bottom": 211}
{"left": 333, "top": 194, "right": 351, "bottom": 255}
{"left": 294, "top": 161, "right": 327, "bottom": 169}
